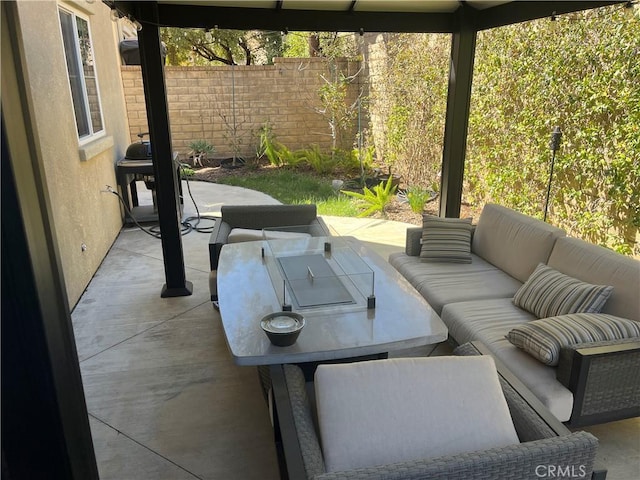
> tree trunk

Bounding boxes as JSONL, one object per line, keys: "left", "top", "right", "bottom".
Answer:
{"left": 308, "top": 34, "right": 321, "bottom": 57}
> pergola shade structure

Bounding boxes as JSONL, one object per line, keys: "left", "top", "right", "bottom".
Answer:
{"left": 108, "top": 0, "right": 624, "bottom": 297}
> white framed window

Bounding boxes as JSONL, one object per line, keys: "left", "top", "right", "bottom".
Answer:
{"left": 58, "top": 6, "right": 104, "bottom": 141}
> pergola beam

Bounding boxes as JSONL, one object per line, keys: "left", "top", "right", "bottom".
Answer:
{"left": 112, "top": 1, "right": 455, "bottom": 33}
{"left": 475, "top": 1, "right": 624, "bottom": 31}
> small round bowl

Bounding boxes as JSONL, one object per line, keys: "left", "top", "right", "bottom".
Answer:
{"left": 260, "top": 312, "right": 305, "bottom": 347}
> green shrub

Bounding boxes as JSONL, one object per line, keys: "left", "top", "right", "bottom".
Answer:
{"left": 405, "top": 186, "right": 434, "bottom": 214}
{"left": 180, "top": 164, "right": 195, "bottom": 178}
{"left": 465, "top": 6, "right": 639, "bottom": 255}
{"left": 373, "top": 11, "right": 638, "bottom": 255}
{"left": 303, "top": 144, "right": 339, "bottom": 174}
{"left": 341, "top": 176, "right": 398, "bottom": 217}
{"left": 188, "top": 139, "right": 214, "bottom": 157}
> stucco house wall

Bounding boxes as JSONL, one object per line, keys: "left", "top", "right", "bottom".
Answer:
{"left": 14, "top": 0, "right": 130, "bottom": 307}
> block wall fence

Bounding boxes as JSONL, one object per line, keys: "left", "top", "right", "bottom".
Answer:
{"left": 121, "top": 57, "right": 364, "bottom": 161}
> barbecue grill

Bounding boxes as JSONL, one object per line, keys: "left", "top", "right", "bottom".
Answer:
{"left": 125, "top": 132, "right": 152, "bottom": 161}
{"left": 116, "top": 133, "right": 158, "bottom": 223}
{"left": 116, "top": 134, "right": 183, "bottom": 224}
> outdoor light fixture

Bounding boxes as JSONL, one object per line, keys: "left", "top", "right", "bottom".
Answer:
{"left": 543, "top": 126, "right": 562, "bottom": 222}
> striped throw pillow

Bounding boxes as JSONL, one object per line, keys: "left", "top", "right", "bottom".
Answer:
{"left": 507, "top": 313, "right": 640, "bottom": 366}
{"left": 513, "top": 263, "right": 613, "bottom": 318}
{"left": 420, "top": 216, "right": 472, "bottom": 263}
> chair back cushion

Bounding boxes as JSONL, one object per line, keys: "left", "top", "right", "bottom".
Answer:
{"left": 221, "top": 204, "right": 317, "bottom": 229}
{"left": 314, "top": 356, "right": 519, "bottom": 472}
{"left": 227, "top": 228, "right": 311, "bottom": 243}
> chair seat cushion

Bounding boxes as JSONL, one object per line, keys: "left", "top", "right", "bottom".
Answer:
{"left": 227, "top": 228, "right": 311, "bottom": 243}
{"left": 314, "top": 357, "right": 519, "bottom": 472}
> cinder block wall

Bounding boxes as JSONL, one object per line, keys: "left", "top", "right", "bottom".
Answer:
{"left": 121, "top": 57, "right": 364, "bottom": 160}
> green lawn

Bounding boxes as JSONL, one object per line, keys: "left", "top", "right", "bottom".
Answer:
{"left": 215, "top": 169, "right": 361, "bottom": 217}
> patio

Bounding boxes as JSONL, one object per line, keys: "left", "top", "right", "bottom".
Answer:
{"left": 74, "top": 180, "right": 639, "bottom": 479}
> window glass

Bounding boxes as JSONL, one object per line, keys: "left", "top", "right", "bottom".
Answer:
{"left": 59, "top": 8, "right": 103, "bottom": 139}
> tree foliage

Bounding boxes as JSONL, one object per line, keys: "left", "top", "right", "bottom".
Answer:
{"left": 282, "top": 31, "right": 358, "bottom": 58}
{"left": 369, "top": 7, "right": 638, "bottom": 255}
{"left": 368, "top": 33, "right": 450, "bottom": 189}
{"left": 160, "top": 28, "right": 283, "bottom": 66}
{"left": 466, "top": 6, "right": 639, "bottom": 255}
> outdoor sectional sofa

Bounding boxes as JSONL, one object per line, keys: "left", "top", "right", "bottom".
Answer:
{"left": 389, "top": 203, "right": 640, "bottom": 427}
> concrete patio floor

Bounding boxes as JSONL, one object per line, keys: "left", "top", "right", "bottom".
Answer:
{"left": 72, "top": 180, "right": 639, "bottom": 479}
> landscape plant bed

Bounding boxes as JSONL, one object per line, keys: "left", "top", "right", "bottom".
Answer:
{"left": 191, "top": 163, "right": 477, "bottom": 225}
{"left": 220, "top": 157, "right": 246, "bottom": 169}
{"left": 186, "top": 156, "right": 222, "bottom": 168}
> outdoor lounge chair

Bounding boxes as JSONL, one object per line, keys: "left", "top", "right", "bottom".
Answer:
{"left": 270, "top": 342, "right": 604, "bottom": 480}
{"left": 208, "top": 204, "right": 331, "bottom": 301}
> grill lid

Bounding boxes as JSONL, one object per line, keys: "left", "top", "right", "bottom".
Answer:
{"left": 126, "top": 141, "right": 152, "bottom": 160}
{"left": 125, "top": 132, "right": 152, "bottom": 160}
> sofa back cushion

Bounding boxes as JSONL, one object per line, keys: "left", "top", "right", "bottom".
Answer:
{"left": 314, "top": 357, "right": 519, "bottom": 473}
{"left": 472, "top": 204, "right": 565, "bottom": 283}
{"left": 548, "top": 237, "right": 640, "bottom": 321}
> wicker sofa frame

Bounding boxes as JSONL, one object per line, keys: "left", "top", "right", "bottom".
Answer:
{"left": 556, "top": 339, "right": 640, "bottom": 426}
{"left": 207, "top": 204, "right": 330, "bottom": 301}
{"left": 270, "top": 342, "right": 605, "bottom": 480}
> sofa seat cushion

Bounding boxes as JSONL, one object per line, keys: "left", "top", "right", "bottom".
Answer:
{"left": 507, "top": 313, "right": 640, "bottom": 366}
{"left": 389, "top": 251, "right": 498, "bottom": 284}
{"left": 228, "top": 228, "right": 311, "bottom": 243}
{"left": 314, "top": 357, "right": 519, "bottom": 473}
{"left": 442, "top": 298, "right": 536, "bottom": 345}
{"left": 414, "top": 270, "right": 523, "bottom": 316}
{"left": 442, "top": 299, "right": 574, "bottom": 421}
{"left": 388, "top": 253, "right": 522, "bottom": 315}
